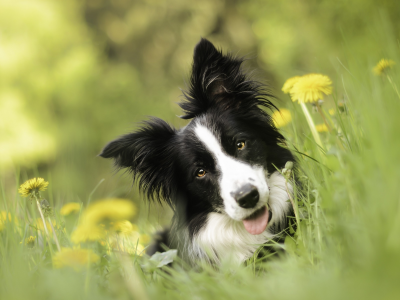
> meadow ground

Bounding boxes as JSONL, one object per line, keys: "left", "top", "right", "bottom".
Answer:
{"left": 2, "top": 11, "right": 400, "bottom": 300}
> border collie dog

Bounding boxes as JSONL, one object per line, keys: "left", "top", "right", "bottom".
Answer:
{"left": 100, "top": 39, "right": 295, "bottom": 265}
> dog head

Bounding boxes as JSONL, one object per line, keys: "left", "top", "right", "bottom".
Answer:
{"left": 100, "top": 39, "right": 294, "bottom": 237}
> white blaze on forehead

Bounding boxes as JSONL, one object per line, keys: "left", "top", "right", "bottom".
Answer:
{"left": 193, "top": 123, "right": 269, "bottom": 221}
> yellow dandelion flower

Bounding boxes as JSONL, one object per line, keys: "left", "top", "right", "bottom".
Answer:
{"left": 282, "top": 76, "right": 301, "bottom": 94}
{"left": 106, "top": 222, "right": 149, "bottom": 255}
{"left": 18, "top": 178, "right": 49, "bottom": 197}
{"left": 71, "top": 224, "right": 107, "bottom": 244}
{"left": 1, "top": 211, "right": 12, "bottom": 222}
{"left": 328, "top": 109, "right": 335, "bottom": 116}
{"left": 25, "top": 236, "right": 36, "bottom": 248}
{"left": 136, "top": 244, "right": 145, "bottom": 255}
{"left": 113, "top": 220, "right": 138, "bottom": 235}
{"left": 315, "top": 123, "right": 328, "bottom": 132}
{"left": 272, "top": 108, "right": 292, "bottom": 128}
{"left": 373, "top": 59, "right": 395, "bottom": 75}
{"left": 290, "top": 74, "right": 332, "bottom": 103}
{"left": 81, "top": 199, "right": 136, "bottom": 227}
{"left": 53, "top": 248, "right": 99, "bottom": 271}
{"left": 71, "top": 199, "right": 136, "bottom": 244}
{"left": 60, "top": 202, "right": 81, "bottom": 216}
{"left": 108, "top": 236, "right": 145, "bottom": 255}
{"left": 0, "top": 211, "right": 19, "bottom": 232}
{"left": 0, "top": 211, "right": 12, "bottom": 231}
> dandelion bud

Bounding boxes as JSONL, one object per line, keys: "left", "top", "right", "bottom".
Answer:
{"left": 25, "top": 236, "right": 36, "bottom": 248}
{"left": 285, "top": 161, "right": 294, "bottom": 170}
{"left": 282, "top": 161, "right": 294, "bottom": 178}
{"left": 41, "top": 199, "right": 53, "bottom": 217}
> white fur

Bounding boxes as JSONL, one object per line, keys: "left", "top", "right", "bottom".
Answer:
{"left": 268, "top": 171, "right": 293, "bottom": 229}
{"left": 194, "top": 123, "right": 270, "bottom": 220}
{"left": 190, "top": 121, "right": 293, "bottom": 264}
{"left": 191, "top": 172, "right": 292, "bottom": 264}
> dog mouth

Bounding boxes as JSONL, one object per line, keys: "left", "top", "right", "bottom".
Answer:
{"left": 242, "top": 206, "right": 272, "bottom": 235}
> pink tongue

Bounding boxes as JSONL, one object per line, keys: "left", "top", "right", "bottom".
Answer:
{"left": 242, "top": 207, "right": 269, "bottom": 235}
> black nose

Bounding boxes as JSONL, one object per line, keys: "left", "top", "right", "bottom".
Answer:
{"left": 231, "top": 184, "right": 259, "bottom": 208}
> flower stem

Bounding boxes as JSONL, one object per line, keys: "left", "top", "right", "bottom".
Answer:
{"left": 47, "top": 216, "right": 61, "bottom": 252}
{"left": 35, "top": 196, "right": 50, "bottom": 238}
{"left": 33, "top": 194, "right": 55, "bottom": 256}
{"left": 386, "top": 75, "right": 400, "bottom": 99}
{"left": 300, "top": 102, "right": 324, "bottom": 152}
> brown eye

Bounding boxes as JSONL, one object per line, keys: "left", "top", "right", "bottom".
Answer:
{"left": 196, "top": 168, "right": 206, "bottom": 178}
{"left": 237, "top": 141, "right": 245, "bottom": 150}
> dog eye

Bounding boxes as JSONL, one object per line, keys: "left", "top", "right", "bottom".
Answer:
{"left": 236, "top": 141, "right": 245, "bottom": 150}
{"left": 196, "top": 168, "right": 207, "bottom": 178}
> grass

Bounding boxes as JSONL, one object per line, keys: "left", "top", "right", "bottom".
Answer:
{"left": 1, "top": 27, "right": 400, "bottom": 300}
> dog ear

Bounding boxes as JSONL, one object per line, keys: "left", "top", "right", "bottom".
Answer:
{"left": 99, "top": 118, "right": 177, "bottom": 206}
{"left": 179, "top": 38, "right": 276, "bottom": 119}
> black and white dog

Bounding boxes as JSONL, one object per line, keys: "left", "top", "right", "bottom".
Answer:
{"left": 100, "top": 39, "right": 295, "bottom": 265}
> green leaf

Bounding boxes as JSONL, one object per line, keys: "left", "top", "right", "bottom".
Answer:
{"left": 150, "top": 249, "right": 178, "bottom": 268}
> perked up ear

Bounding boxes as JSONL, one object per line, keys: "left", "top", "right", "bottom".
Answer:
{"left": 99, "top": 118, "right": 177, "bottom": 206}
{"left": 179, "top": 38, "right": 276, "bottom": 119}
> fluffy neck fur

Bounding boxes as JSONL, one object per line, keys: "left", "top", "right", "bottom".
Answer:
{"left": 170, "top": 171, "right": 293, "bottom": 265}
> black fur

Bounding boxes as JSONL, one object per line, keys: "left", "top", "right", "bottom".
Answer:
{"left": 100, "top": 118, "right": 178, "bottom": 207}
{"left": 180, "top": 38, "right": 277, "bottom": 119}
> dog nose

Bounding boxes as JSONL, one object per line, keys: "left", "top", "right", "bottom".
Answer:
{"left": 231, "top": 184, "right": 259, "bottom": 208}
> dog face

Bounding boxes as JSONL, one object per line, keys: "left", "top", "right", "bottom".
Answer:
{"left": 185, "top": 117, "right": 270, "bottom": 222}
{"left": 175, "top": 110, "right": 292, "bottom": 236}
{"left": 100, "top": 39, "right": 294, "bottom": 241}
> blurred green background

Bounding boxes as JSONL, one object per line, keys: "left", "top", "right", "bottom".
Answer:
{"left": 1, "top": 0, "right": 399, "bottom": 222}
